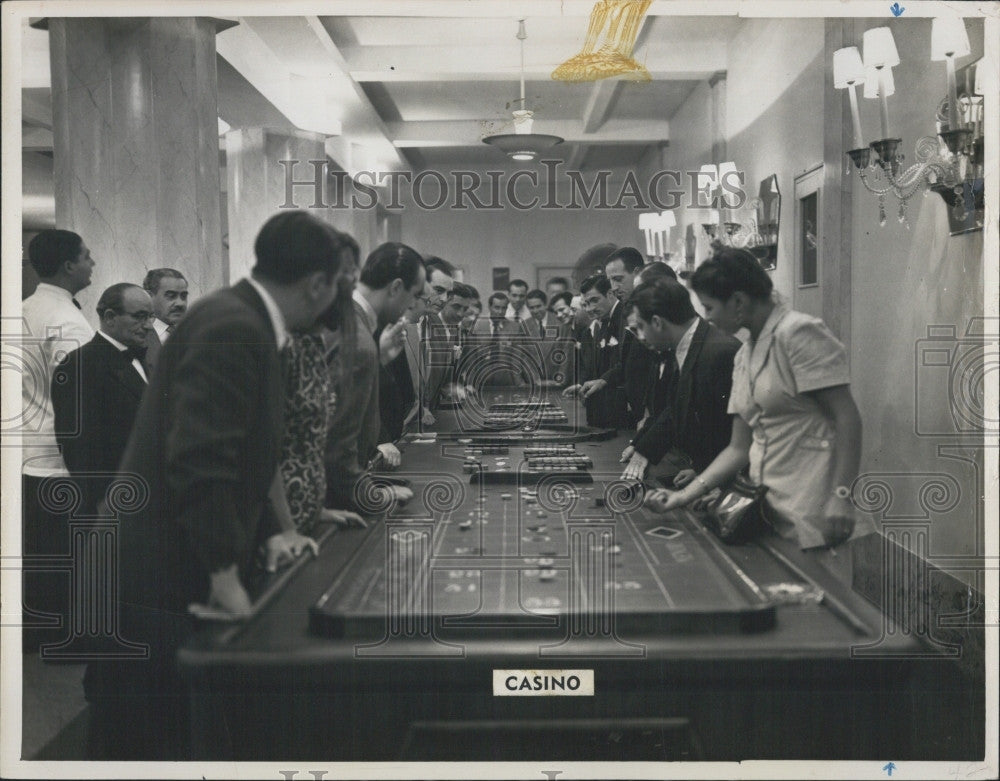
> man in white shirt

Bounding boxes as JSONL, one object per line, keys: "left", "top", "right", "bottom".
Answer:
{"left": 505, "top": 278, "right": 530, "bottom": 322}
{"left": 142, "top": 268, "right": 189, "bottom": 375}
{"left": 20, "top": 229, "right": 95, "bottom": 651}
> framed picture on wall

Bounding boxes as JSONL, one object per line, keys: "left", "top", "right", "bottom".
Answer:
{"left": 793, "top": 164, "right": 824, "bottom": 319}
{"left": 536, "top": 266, "right": 576, "bottom": 293}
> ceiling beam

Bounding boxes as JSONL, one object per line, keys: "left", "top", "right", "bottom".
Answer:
{"left": 581, "top": 81, "right": 622, "bottom": 134}
{"left": 315, "top": 1, "right": 736, "bottom": 18}
{"left": 344, "top": 42, "right": 727, "bottom": 82}
{"left": 389, "top": 118, "right": 669, "bottom": 147}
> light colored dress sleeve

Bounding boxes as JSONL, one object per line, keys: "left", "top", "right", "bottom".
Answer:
{"left": 779, "top": 317, "right": 851, "bottom": 394}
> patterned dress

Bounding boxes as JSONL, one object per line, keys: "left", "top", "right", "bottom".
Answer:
{"left": 280, "top": 332, "right": 336, "bottom": 531}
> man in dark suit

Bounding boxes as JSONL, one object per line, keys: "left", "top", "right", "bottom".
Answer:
{"left": 620, "top": 279, "right": 739, "bottom": 486}
{"left": 141, "top": 268, "right": 188, "bottom": 376}
{"left": 51, "top": 283, "right": 154, "bottom": 516}
{"left": 562, "top": 273, "right": 630, "bottom": 428}
{"left": 85, "top": 212, "right": 351, "bottom": 760}
{"left": 606, "top": 248, "right": 656, "bottom": 425}
{"left": 325, "top": 242, "right": 425, "bottom": 508}
{"left": 466, "top": 291, "right": 528, "bottom": 387}
{"left": 424, "top": 282, "right": 475, "bottom": 407}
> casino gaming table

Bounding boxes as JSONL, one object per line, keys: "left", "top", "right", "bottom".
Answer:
{"left": 178, "top": 389, "right": 984, "bottom": 762}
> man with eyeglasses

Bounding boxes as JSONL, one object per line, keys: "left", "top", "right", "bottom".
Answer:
{"left": 52, "top": 283, "right": 154, "bottom": 518}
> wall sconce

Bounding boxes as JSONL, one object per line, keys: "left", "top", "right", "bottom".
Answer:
{"left": 832, "top": 19, "right": 984, "bottom": 232}
{"left": 639, "top": 210, "right": 676, "bottom": 258}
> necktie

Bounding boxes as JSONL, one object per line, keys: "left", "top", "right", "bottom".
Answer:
{"left": 72, "top": 298, "right": 82, "bottom": 310}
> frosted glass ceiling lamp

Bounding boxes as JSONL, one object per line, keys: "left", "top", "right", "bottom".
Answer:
{"left": 483, "top": 20, "right": 563, "bottom": 162}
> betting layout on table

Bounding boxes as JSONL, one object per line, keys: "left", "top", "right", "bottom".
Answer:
{"left": 310, "top": 390, "right": 775, "bottom": 640}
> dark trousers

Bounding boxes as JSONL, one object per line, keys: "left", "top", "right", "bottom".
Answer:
{"left": 22, "top": 474, "right": 70, "bottom": 652}
{"left": 84, "top": 605, "right": 195, "bottom": 759}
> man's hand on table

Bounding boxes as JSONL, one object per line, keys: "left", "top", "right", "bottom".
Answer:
{"left": 188, "top": 564, "right": 252, "bottom": 621}
{"left": 321, "top": 508, "right": 368, "bottom": 528}
{"left": 376, "top": 442, "right": 401, "bottom": 468}
{"left": 263, "top": 530, "right": 319, "bottom": 571}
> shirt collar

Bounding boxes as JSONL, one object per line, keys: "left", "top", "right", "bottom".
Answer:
{"left": 352, "top": 288, "right": 378, "bottom": 334}
{"left": 153, "top": 318, "right": 171, "bottom": 339}
{"left": 674, "top": 317, "right": 700, "bottom": 369}
{"left": 752, "top": 302, "right": 789, "bottom": 346}
{"left": 245, "top": 276, "right": 289, "bottom": 349}
{"left": 97, "top": 330, "right": 128, "bottom": 351}
{"left": 35, "top": 282, "right": 76, "bottom": 301}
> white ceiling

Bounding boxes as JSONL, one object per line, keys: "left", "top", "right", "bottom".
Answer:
{"left": 20, "top": 8, "right": 744, "bottom": 173}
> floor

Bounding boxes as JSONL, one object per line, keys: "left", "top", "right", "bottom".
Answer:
{"left": 19, "top": 652, "right": 88, "bottom": 760}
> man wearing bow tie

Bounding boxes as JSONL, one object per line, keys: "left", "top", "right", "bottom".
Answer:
{"left": 52, "top": 283, "right": 153, "bottom": 517}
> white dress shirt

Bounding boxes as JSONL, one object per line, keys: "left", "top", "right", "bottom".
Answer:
{"left": 153, "top": 317, "right": 172, "bottom": 343}
{"left": 20, "top": 282, "right": 96, "bottom": 476}
{"left": 674, "top": 318, "right": 700, "bottom": 370}
{"left": 505, "top": 302, "right": 529, "bottom": 322}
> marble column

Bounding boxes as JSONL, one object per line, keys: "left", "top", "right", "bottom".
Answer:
{"left": 48, "top": 18, "right": 226, "bottom": 312}
{"left": 226, "top": 128, "right": 362, "bottom": 281}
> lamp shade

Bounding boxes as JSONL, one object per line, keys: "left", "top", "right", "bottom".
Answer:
{"left": 863, "top": 27, "right": 900, "bottom": 69}
{"left": 638, "top": 212, "right": 660, "bottom": 230}
{"left": 931, "top": 17, "right": 970, "bottom": 60}
{"left": 833, "top": 47, "right": 865, "bottom": 88}
{"left": 659, "top": 210, "right": 677, "bottom": 227}
{"left": 863, "top": 65, "right": 895, "bottom": 99}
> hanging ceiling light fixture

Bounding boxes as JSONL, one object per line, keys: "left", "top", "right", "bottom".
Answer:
{"left": 483, "top": 19, "right": 564, "bottom": 162}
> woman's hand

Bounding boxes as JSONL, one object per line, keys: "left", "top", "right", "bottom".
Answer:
{"left": 643, "top": 488, "right": 687, "bottom": 514}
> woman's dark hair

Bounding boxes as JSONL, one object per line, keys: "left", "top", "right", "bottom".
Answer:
{"left": 689, "top": 246, "right": 773, "bottom": 302}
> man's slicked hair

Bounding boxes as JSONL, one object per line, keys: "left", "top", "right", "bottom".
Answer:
{"left": 253, "top": 212, "right": 357, "bottom": 284}
{"left": 579, "top": 273, "right": 612, "bottom": 297}
{"left": 28, "top": 229, "right": 84, "bottom": 278}
{"left": 606, "top": 247, "right": 645, "bottom": 275}
{"left": 423, "top": 256, "right": 455, "bottom": 279}
{"left": 96, "top": 283, "right": 145, "bottom": 319}
{"left": 360, "top": 242, "right": 425, "bottom": 291}
{"left": 142, "top": 268, "right": 187, "bottom": 295}
{"left": 628, "top": 279, "right": 697, "bottom": 326}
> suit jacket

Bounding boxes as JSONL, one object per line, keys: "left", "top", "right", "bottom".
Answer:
{"left": 325, "top": 299, "right": 380, "bottom": 509}
{"left": 379, "top": 350, "right": 415, "bottom": 443}
{"left": 623, "top": 339, "right": 657, "bottom": 424}
{"left": 144, "top": 326, "right": 163, "bottom": 376}
{"left": 422, "top": 313, "right": 461, "bottom": 407}
{"left": 51, "top": 333, "right": 147, "bottom": 514}
{"left": 115, "top": 279, "right": 284, "bottom": 629}
{"left": 465, "top": 317, "right": 529, "bottom": 386}
{"left": 577, "top": 307, "right": 631, "bottom": 428}
{"left": 631, "top": 319, "right": 739, "bottom": 471}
